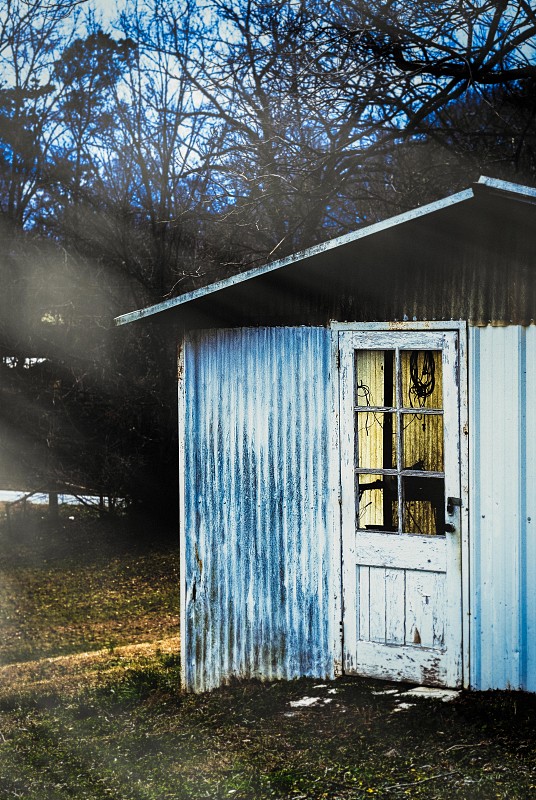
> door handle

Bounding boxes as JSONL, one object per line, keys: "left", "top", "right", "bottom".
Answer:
{"left": 444, "top": 523, "right": 456, "bottom": 533}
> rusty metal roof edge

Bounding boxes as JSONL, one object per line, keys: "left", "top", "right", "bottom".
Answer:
{"left": 115, "top": 187, "right": 478, "bottom": 326}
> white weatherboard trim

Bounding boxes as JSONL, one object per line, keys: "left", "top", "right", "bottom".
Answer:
{"left": 177, "top": 339, "right": 187, "bottom": 690}
{"left": 337, "top": 328, "right": 356, "bottom": 675}
{"left": 477, "top": 175, "right": 536, "bottom": 199}
{"left": 114, "top": 190, "right": 474, "bottom": 326}
{"left": 457, "top": 325, "right": 470, "bottom": 689}
{"left": 331, "top": 321, "right": 466, "bottom": 332}
{"left": 330, "top": 328, "right": 344, "bottom": 675}
{"left": 352, "top": 640, "right": 448, "bottom": 686}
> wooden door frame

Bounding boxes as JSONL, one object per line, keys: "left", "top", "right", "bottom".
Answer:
{"left": 330, "top": 321, "right": 470, "bottom": 688}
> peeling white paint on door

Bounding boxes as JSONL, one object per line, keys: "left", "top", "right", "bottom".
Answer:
{"left": 339, "top": 329, "right": 463, "bottom": 688}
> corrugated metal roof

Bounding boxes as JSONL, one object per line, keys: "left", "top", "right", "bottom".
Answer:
{"left": 115, "top": 176, "right": 536, "bottom": 328}
{"left": 115, "top": 188, "right": 474, "bottom": 326}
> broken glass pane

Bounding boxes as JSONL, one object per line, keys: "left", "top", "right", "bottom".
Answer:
{"left": 356, "top": 473, "right": 398, "bottom": 532}
{"left": 402, "top": 476, "right": 445, "bottom": 535}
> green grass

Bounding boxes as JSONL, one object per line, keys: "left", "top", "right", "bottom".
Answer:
{"left": 0, "top": 507, "right": 179, "bottom": 663}
{"left": 2, "top": 507, "right": 536, "bottom": 799}
{"left": 3, "top": 668, "right": 536, "bottom": 799}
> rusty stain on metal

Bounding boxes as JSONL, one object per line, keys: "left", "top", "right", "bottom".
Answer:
{"left": 194, "top": 542, "right": 203, "bottom": 576}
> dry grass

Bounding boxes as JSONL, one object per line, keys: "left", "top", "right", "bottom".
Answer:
{"left": 0, "top": 636, "right": 180, "bottom": 700}
{"left": 0, "top": 506, "right": 179, "bottom": 664}
{"left": 2, "top": 507, "right": 536, "bottom": 799}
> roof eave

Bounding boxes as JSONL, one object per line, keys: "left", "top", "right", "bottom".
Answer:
{"left": 114, "top": 187, "right": 476, "bottom": 326}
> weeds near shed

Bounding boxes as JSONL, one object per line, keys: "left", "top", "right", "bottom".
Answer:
{"left": 96, "top": 651, "right": 181, "bottom": 704}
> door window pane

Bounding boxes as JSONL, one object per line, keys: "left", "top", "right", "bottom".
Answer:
{"left": 356, "top": 412, "right": 397, "bottom": 471}
{"left": 402, "top": 413, "right": 444, "bottom": 472}
{"left": 353, "top": 345, "right": 447, "bottom": 536}
{"left": 403, "top": 476, "right": 445, "bottom": 535}
{"left": 356, "top": 473, "right": 398, "bottom": 532}
{"left": 355, "top": 350, "right": 395, "bottom": 407}
{"left": 400, "top": 350, "right": 443, "bottom": 409}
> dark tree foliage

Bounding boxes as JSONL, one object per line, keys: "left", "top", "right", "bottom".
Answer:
{"left": 51, "top": 31, "right": 136, "bottom": 221}
{"left": 326, "top": 1, "right": 536, "bottom": 184}
{"left": 0, "top": 0, "right": 534, "bottom": 522}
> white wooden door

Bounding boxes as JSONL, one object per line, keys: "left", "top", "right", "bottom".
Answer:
{"left": 339, "top": 330, "right": 462, "bottom": 687}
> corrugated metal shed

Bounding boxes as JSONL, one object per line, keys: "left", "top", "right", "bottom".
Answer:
{"left": 180, "top": 327, "right": 337, "bottom": 692}
{"left": 469, "top": 326, "right": 536, "bottom": 691}
{"left": 116, "top": 176, "right": 536, "bottom": 695}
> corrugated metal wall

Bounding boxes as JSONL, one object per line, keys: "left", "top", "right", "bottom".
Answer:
{"left": 181, "top": 322, "right": 536, "bottom": 693}
{"left": 181, "top": 327, "right": 336, "bottom": 692}
{"left": 469, "top": 325, "right": 536, "bottom": 691}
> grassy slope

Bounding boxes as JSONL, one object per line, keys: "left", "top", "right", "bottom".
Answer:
{"left": 1, "top": 509, "right": 536, "bottom": 799}
{"left": 0, "top": 508, "right": 179, "bottom": 664}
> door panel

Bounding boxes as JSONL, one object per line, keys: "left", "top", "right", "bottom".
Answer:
{"left": 339, "top": 330, "right": 462, "bottom": 688}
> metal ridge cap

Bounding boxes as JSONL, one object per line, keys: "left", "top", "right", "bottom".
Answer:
{"left": 476, "top": 175, "right": 536, "bottom": 201}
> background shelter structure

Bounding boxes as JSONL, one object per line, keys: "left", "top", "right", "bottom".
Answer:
{"left": 116, "top": 176, "right": 536, "bottom": 693}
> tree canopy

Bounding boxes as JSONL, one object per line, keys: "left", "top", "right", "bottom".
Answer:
{"left": 0, "top": 0, "right": 534, "bottom": 515}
